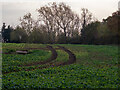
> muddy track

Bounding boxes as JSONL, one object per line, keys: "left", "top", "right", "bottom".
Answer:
{"left": 3, "top": 46, "right": 76, "bottom": 74}
{"left": 28, "top": 46, "right": 76, "bottom": 68}
{"left": 54, "top": 46, "right": 76, "bottom": 66}
{"left": 22, "top": 45, "right": 57, "bottom": 66}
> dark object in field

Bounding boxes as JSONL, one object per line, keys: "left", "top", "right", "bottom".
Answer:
{"left": 16, "top": 50, "right": 29, "bottom": 55}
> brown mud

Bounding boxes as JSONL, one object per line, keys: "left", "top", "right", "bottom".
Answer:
{"left": 22, "top": 45, "right": 57, "bottom": 66}
{"left": 3, "top": 45, "right": 76, "bottom": 74}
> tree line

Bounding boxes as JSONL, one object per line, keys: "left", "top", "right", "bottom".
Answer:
{"left": 1, "top": 2, "right": 120, "bottom": 45}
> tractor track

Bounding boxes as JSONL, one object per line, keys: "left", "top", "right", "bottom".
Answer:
{"left": 3, "top": 45, "right": 76, "bottom": 74}
{"left": 54, "top": 46, "right": 76, "bottom": 66}
{"left": 22, "top": 45, "right": 57, "bottom": 66}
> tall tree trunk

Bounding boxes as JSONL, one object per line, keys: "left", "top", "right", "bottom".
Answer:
{"left": 64, "top": 27, "right": 66, "bottom": 37}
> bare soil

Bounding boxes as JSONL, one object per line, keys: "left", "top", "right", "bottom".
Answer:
{"left": 3, "top": 45, "right": 76, "bottom": 74}
{"left": 21, "top": 45, "right": 58, "bottom": 66}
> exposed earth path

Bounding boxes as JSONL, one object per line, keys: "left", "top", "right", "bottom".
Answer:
{"left": 21, "top": 45, "right": 58, "bottom": 66}
{"left": 3, "top": 45, "right": 76, "bottom": 74}
{"left": 54, "top": 46, "right": 76, "bottom": 66}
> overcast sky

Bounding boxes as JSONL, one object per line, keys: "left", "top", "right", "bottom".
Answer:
{"left": 0, "top": 0, "right": 119, "bottom": 28}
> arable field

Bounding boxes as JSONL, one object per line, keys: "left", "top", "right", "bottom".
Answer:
{"left": 1, "top": 43, "right": 119, "bottom": 89}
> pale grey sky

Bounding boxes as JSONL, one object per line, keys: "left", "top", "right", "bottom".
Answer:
{"left": 0, "top": 0, "right": 119, "bottom": 27}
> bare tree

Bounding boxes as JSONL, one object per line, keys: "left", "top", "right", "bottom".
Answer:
{"left": 37, "top": 2, "right": 81, "bottom": 42}
{"left": 80, "top": 8, "right": 98, "bottom": 43}
{"left": 20, "top": 13, "right": 34, "bottom": 35}
{"left": 80, "top": 8, "right": 93, "bottom": 29}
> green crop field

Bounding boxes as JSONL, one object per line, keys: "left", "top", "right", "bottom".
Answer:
{"left": 1, "top": 43, "right": 119, "bottom": 89}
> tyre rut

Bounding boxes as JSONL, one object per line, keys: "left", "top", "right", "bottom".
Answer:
{"left": 22, "top": 45, "right": 57, "bottom": 66}
{"left": 54, "top": 46, "right": 76, "bottom": 66}
{"left": 3, "top": 45, "right": 76, "bottom": 74}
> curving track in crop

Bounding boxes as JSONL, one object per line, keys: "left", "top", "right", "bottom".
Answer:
{"left": 22, "top": 45, "right": 58, "bottom": 66}
{"left": 3, "top": 45, "right": 76, "bottom": 74}
{"left": 55, "top": 46, "right": 76, "bottom": 66}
